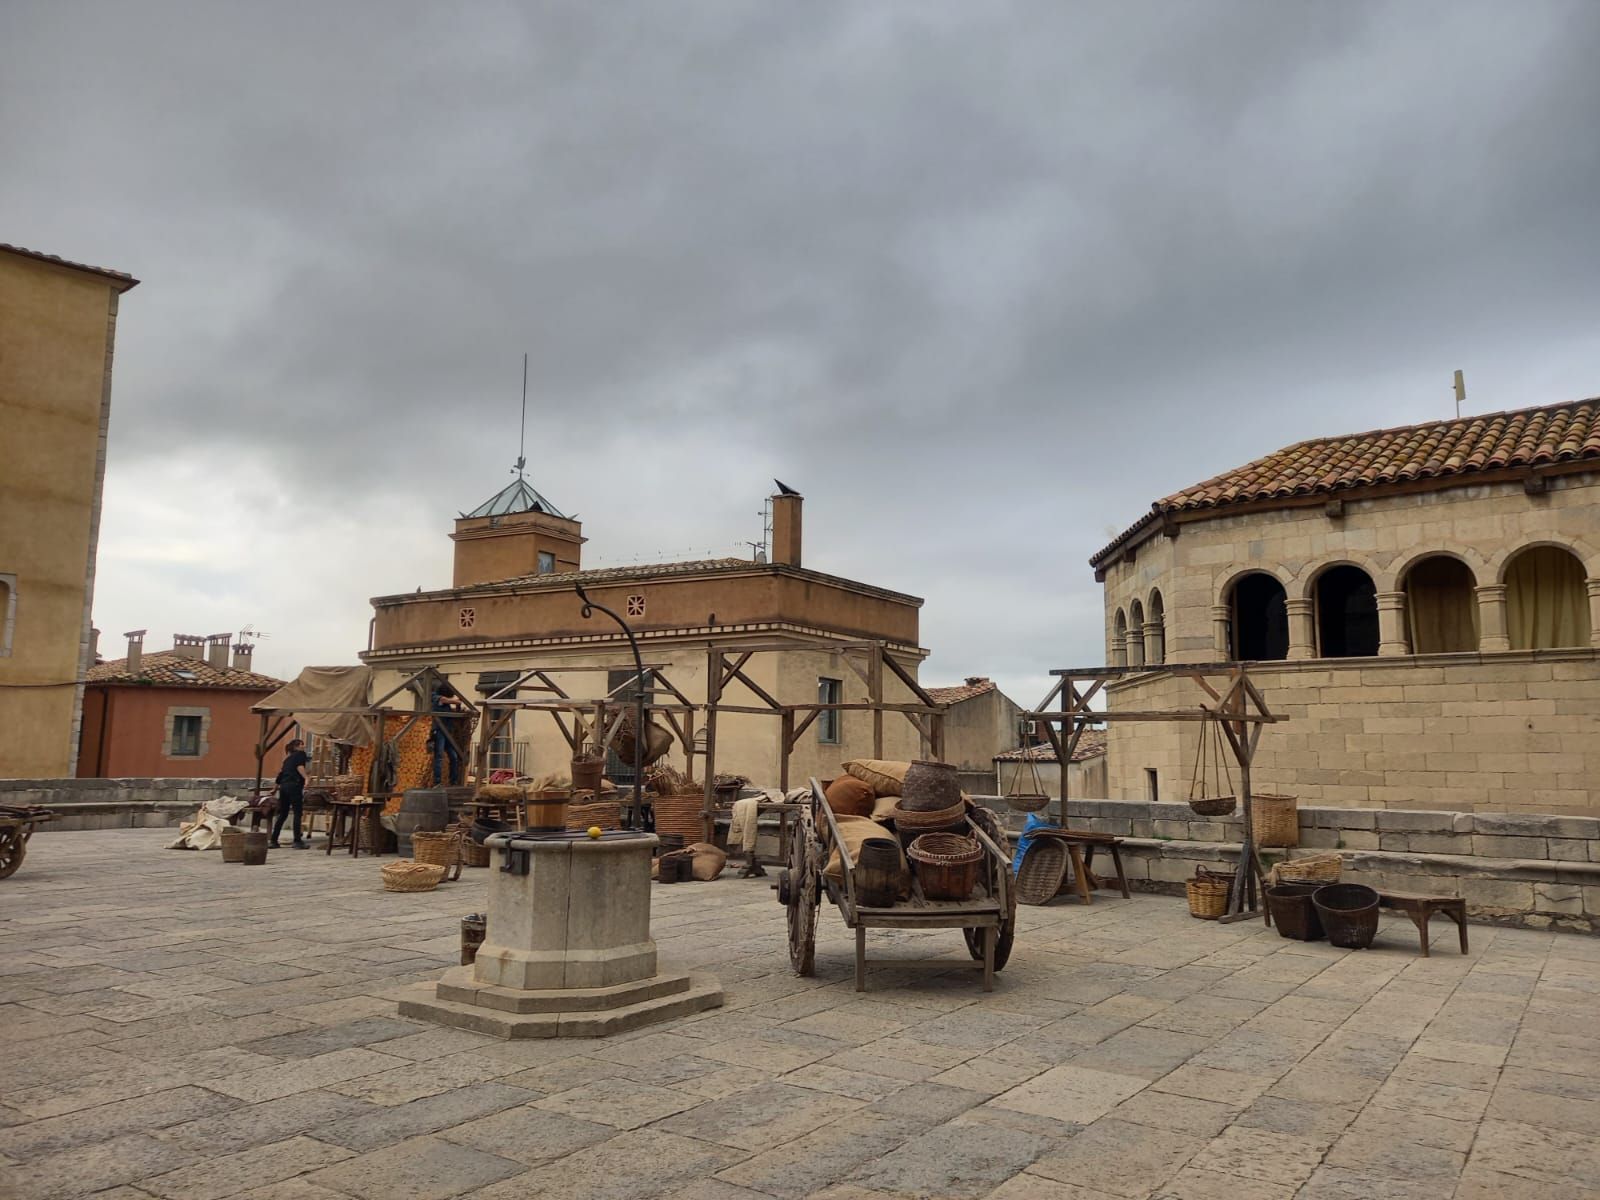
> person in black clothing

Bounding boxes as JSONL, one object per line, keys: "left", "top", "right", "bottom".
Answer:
{"left": 430, "top": 683, "right": 464, "bottom": 786}
{"left": 272, "top": 738, "right": 310, "bottom": 849}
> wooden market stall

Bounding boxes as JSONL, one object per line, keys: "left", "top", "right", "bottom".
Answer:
{"left": 1024, "top": 662, "right": 1283, "bottom": 922}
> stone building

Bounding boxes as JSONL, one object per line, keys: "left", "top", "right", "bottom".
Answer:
{"left": 77, "top": 634, "right": 283, "bottom": 778}
{"left": 0, "top": 243, "right": 138, "bottom": 777}
{"left": 1092, "top": 399, "right": 1600, "bottom": 816}
{"left": 364, "top": 480, "right": 928, "bottom": 785}
{"left": 993, "top": 729, "right": 1108, "bottom": 802}
{"left": 925, "top": 677, "right": 1024, "bottom": 794}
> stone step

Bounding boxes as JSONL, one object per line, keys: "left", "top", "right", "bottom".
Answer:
{"left": 398, "top": 972, "right": 723, "bottom": 1039}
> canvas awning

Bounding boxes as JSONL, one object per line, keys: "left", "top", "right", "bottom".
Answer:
{"left": 253, "top": 665, "right": 376, "bottom": 745}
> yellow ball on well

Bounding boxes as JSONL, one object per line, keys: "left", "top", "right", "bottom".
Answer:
{"left": 586, "top": 826, "right": 602, "bottom": 839}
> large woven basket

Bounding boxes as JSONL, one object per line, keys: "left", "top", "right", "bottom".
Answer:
{"left": 1016, "top": 838, "right": 1069, "bottom": 906}
{"left": 890, "top": 798, "right": 967, "bottom": 837}
{"left": 1186, "top": 871, "right": 1231, "bottom": 920}
{"left": 567, "top": 801, "right": 621, "bottom": 832}
{"left": 1271, "top": 852, "right": 1342, "bottom": 885}
{"left": 412, "top": 829, "right": 462, "bottom": 870}
{"left": 382, "top": 860, "right": 448, "bottom": 893}
{"left": 652, "top": 793, "right": 705, "bottom": 842}
{"left": 907, "top": 833, "right": 983, "bottom": 901}
{"left": 219, "top": 827, "right": 245, "bottom": 863}
{"left": 1253, "top": 794, "right": 1299, "bottom": 847}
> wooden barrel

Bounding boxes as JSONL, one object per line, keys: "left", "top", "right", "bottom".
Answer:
{"left": 391, "top": 789, "right": 450, "bottom": 854}
{"left": 525, "top": 796, "right": 569, "bottom": 832}
{"left": 856, "top": 839, "right": 903, "bottom": 907}
{"left": 239, "top": 831, "right": 269, "bottom": 866}
{"left": 900, "top": 761, "right": 960, "bottom": 812}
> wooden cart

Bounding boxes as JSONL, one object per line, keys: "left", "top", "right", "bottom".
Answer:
{"left": 778, "top": 779, "right": 1016, "bottom": 991}
{"left": 0, "top": 805, "right": 57, "bottom": 880}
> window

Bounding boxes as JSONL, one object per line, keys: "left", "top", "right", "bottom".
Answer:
{"left": 1112, "top": 609, "right": 1128, "bottom": 667}
{"left": 1127, "top": 600, "right": 1146, "bottom": 667}
{"left": 487, "top": 708, "right": 515, "bottom": 771}
{"left": 1315, "top": 565, "right": 1379, "bottom": 658}
{"left": 537, "top": 551, "right": 556, "bottom": 575}
{"left": 0, "top": 572, "right": 14, "bottom": 657}
{"left": 1229, "top": 573, "right": 1288, "bottom": 660}
{"left": 1505, "top": 545, "right": 1590, "bottom": 649}
{"left": 1147, "top": 590, "right": 1166, "bottom": 665}
{"left": 818, "top": 677, "right": 842, "bottom": 744}
{"left": 171, "top": 715, "right": 203, "bottom": 756}
{"left": 1403, "top": 556, "right": 1478, "bottom": 653}
{"left": 1145, "top": 768, "right": 1159, "bottom": 804}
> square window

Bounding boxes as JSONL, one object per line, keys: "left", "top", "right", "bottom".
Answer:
{"left": 818, "top": 677, "right": 842, "bottom": 744}
{"left": 627, "top": 594, "right": 646, "bottom": 617}
{"left": 537, "top": 551, "right": 556, "bottom": 574}
{"left": 459, "top": 608, "right": 476, "bottom": 629}
{"left": 172, "top": 715, "right": 203, "bottom": 756}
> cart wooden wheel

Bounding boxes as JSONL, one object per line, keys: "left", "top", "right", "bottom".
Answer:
{"left": 0, "top": 828, "right": 25, "bottom": 880}
{"left": 964, "top": 806, "right": 1016, "bottom": 972}
{"left": 786, "top": 801, "right": 820, "bottom": 976}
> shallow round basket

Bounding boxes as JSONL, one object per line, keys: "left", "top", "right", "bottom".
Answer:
{"left": 382, "top": 860, "right": 448, "bottom": 893}
{"left": 1015, "top": 838, "right": 1068, "bottom": 906}
{"left": 1006, "top": 793, "right": 1051, "bottom": 814}
{"left": 1275, "top": 853, "right": 1342, "bottom": 886}
{"left": 1186, "top": 875, "right": 1230, "bottom": 920}
{"left": 1188, "top": 795, "right": 1237, "bottom": 818}
{"left": 890, "top": 798, "right": 967, "bottom": 837}
{"left": 219, "top": 827, "right": 246, "bottom": 863}
{"left": 907, "top": 833, "right": 983, "bottom": 901}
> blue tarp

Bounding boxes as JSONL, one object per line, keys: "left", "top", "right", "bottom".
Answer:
{"left": 1013, "top": 810, "right": 1055, "bottom": 874}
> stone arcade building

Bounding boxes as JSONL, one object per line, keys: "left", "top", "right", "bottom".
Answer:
{"left": 1093, "top": 399, "right": 1600, "bottom": 817}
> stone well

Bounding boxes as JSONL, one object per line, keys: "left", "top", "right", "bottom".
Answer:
{"left": 399, "top": 829, "right": 722, "bottom": 1037}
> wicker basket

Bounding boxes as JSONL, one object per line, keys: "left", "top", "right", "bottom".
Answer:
{"left": 907, "top": 833, "right": 983, "bottom": 901}
{"left": 652, "top": 793, "right": 706, "bottom": 842}
{"left": 1006, "top": 793, "right": 1051, "bottom": 814}
{"left": 889, "top": 798, "right": 967, "bottom": 837}
{"left": 333, "top": 774, "right": 363, "bottom": 801}
{"left": 566, "top": 801, "right": 621, "bottom": 832}
{"left": 461, "top": 837, "right": 490, "bottom": 868}
{"left": 1188, "top": 795, "right": 1237, "bottom": 817}
{"left": 1016, "top": 838, "right": 1069, "bottom": 906}
{"left": 1270, "top": 852, "right": 1342, "bottom": 886}
{"left": 219, "top": 827, "right": 246, "bottom": 863}
{"left": 382, "top": 860, "right": 448, "bottom": 893}
{"left": 412, "top": 829, "right": 462, "bottom": 870}
{"left": 1186, "top": 871, "right": 1231, "bottom": 920}
{"left": 1253, "top": 794, "right": 1299, "bottom": 847}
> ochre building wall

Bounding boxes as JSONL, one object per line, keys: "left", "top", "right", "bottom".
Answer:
{"left": 0, "top": 254, "right": 127, "bottom": 777}
{"left": 76, "top": 686, "right": 271, "bottom": 779}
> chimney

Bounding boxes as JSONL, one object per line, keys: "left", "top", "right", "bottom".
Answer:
{"left": 173, "top": 634, "right": 205, "bottom": 659}
{"left": 90, "top": 627, "right": 101, "bottom": 663}
{"left": 124, "top": 629, "right": 146, "bottom": 675}
{"left": 770, "top": 485, "right": 803, "bottom": 568}
{"left": 206, "top": 633, "right": 231, "bottom": 670}
{"left": 232, "top": 642, "right": 255, "bottom": 673}
{"left": 965, "top": 676, "right": 989, "bottom": 687}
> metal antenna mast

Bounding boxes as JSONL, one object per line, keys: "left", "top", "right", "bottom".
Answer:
{"left": 514, "top": 353, "right": 528, "bottom": 476}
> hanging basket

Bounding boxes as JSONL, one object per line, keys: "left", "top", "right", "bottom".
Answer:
{"left": 1188, "top": 795, "right": 1237, "bottom": 818}
{"left": 1253, "top": 794, "right": 1300, "bottom": 848}
{"left": 1007, "top": 793, "right": 1051, "bottom": 814}
{"left": 1003, "top": 750, "right": 1053, "bottom": 814}
{"left": 1187, "top": 713, "right": 1239, "bottom": 819}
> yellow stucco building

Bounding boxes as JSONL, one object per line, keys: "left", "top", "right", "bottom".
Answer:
{"left": 0, "top": 243, "right": 138, "bottom": 778}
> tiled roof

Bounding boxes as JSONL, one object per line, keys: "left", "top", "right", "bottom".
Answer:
{"left": 1091, "top": 399, "right": 1600, "bottom": 567}
{"left": 0, "top": 242, "right": 139, "bottom": 290}
{"left": 88, "top": 650, "right": 284, "bottom": 689}
{"left": 926, "top": 677, "right": 997, "bottom": 705}
{"left": 497, "top": 557, "right": 753, "bottom": 587}
{"left": 994, "top": 729, "right": 1107, "bottom": 764}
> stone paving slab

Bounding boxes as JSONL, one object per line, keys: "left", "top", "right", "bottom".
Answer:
{"left": 0, "top": 828, "right": 1594, "bottom": 1198}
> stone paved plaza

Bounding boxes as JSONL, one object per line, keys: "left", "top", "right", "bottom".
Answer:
{"left": 3, "top": 830, "right": 1599, "bottom": 1199}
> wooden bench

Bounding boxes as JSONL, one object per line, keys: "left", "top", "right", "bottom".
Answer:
{"left": 1379, "top": 891, "right": 1468, "bottom": 957}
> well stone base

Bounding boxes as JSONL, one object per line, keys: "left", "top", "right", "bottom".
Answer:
{"left": 398, "top": 964, "right": 722, "bottom": 1038}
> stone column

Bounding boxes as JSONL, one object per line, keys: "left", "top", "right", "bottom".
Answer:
{"left": 1126, "top": 628, "right": 1145, "bottom": 668}
{"left": 1588, "top": 579, "right": 1600, "bottom": 649}
{"left": 1376, "top": 591, "right": 1408, "bottom": 656}
{"left": 1476, "top": 585, "right": 1510, "bottom": 652}
{"left": 1142, "top": 622, "right": 1164, "bottom": 666}
{"left": 1284, "top": 598, "right": 1316, "bottom": 660}
{"left": 1211, "top": 605, "right": 1231, "bottom": 658}
{"left": 1110, "top": 631, "right": 1127, "bottom": 668}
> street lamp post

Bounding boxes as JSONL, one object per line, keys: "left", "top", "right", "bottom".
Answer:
{"left": 575, "top": 584, "right": 646, "bottom": 830}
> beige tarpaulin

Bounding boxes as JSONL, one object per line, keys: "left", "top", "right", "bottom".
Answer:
{"left": 254, "top": 665, "right": 377, "bottom": 745}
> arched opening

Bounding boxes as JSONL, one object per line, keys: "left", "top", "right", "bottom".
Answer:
{"left": 1505, "top": 545, "right": 1590, "bottom": 649}
{"left": 1315, "top": 564, "right": 1379, "bottom": 657}
{"left": 1147, "top": 590, "right": 1166, "bottom": 665}
{"left": 1403, "top": 556, "right": 1478, "bottom": 653}
{"left": 1229, "top": 573, "right": 1288, "bottom": 661}
{"left": 1127, "top": 600, "right": 1145, "bottom": 667}
{"left": 1111, "top": 609, "right": 1128, "bottom": 667}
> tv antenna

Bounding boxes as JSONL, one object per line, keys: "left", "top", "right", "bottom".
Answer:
{"left": 513, "top": 352, "right": 528, "bottom": 477}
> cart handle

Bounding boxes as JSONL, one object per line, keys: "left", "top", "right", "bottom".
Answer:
{"left": 963, "top": 810, "right": 1011, "bottom": 913}
{"left": 809, "top": 777, "right": 857, "bottom": 912}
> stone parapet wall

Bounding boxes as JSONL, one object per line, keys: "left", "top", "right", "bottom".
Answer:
{"left": 1, "top": 777, "right": 255, "bottom": 829}
{"left": 1000, "top": 797, "right": 1600, "bottom": 934}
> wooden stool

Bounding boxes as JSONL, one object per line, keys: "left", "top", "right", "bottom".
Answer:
{"left": 1379, "top": 891, "right": 1468, "bottom": 957}
{"left": 327, "top": 799, "right": 386, "bottom": 858}
{"left": 1029, "top": 829, "right": 1131, "bottom": 904}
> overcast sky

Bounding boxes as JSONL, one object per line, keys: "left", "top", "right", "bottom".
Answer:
{"left": 5, "top": 2, "right": 1599, "bottom": 707}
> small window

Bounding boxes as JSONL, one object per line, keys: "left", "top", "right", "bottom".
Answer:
{"left": 537, "top": 551, "right": 556, "bottom": 574}
{"left": 0, "top": 572, "right": 14, "bottom": 657}
{"left": 171, "top": 715, "right": 203, "bottom": 756}
{"left": 1145, "top": 768, "right": 1159, "bottom": 803}
{"left": 818, "top": 677, "right": 842, "bottom": 744}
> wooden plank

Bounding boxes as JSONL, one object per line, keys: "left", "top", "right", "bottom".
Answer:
{"left": 1024, "top": 709, "right": 1278, "bottom": 723}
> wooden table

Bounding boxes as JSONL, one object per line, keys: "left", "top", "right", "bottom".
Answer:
{"left": 326, "top": 799, "right": 387, "bottom": 858}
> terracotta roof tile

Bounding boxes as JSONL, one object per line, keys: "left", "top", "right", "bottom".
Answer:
{"left": 925, "top": 677, "right": 997, "bottom": 705}
{"left": 0, "top": 242, "right": 139, "bottom": 290}
{"left": 497, "top": 557, "right": 752, "bottom": 587}
{"left": 88, "top": 650, "right": 284, "bottom": 689}
{"left": 1092, "top": 399, "right": 1600, "bottom": 566}
{"left": 994, "top": 729, "right": 1107, "bottom": 763}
